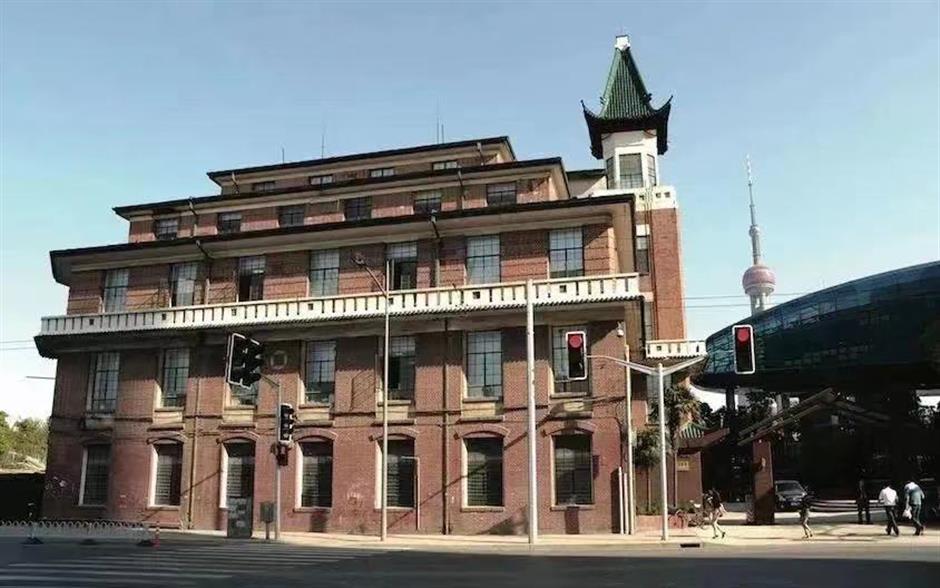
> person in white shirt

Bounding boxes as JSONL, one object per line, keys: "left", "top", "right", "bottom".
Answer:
{"left": 879, "top": 483, "right": 899, "bottom": 536}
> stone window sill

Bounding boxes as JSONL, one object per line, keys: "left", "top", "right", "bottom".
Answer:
{"left": 462, "top": 396, "right": 503, "bottom": 404}
{"left": 550, "top": 504, "right": 595, "bottom": 511}
{"left": 460, "top": 506, "right": 505, "bottom": 513}
{"left": 294, "top": 506, "right": 332, "bottom": 513}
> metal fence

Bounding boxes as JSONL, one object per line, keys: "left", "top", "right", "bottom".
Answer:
{"left": 0, "top": 519, "right": 155, "bottom": 545}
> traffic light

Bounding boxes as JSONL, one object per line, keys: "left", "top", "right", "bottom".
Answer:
{"left": 227, "top": 333, "right": 264, "bottom": 388}
{"left": 278, "top": 403, "right": 296, "bottom": 445}
{"left": 732, "top": 324, "right": 756, "bottom": 375}
{"left": 565, "top": 330, "right": 588, "bottom": 381}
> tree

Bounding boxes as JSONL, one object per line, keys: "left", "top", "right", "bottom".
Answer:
{"left": 661, "top": 384, "right": 701, "bottom": 507}
{"left": 0, "top": 412, "right": 48, "bottom": 470}
{"left": 633, "top": 427, "right": 661, "bottom": 512}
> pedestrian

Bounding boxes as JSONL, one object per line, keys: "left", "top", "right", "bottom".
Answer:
{"left": 705, "top": 488, "right": 726, "bottom": 539}
{"left": 856, "top": 479, "right": 871, "bottom": 524}
{"left": 903, "top": 480, "right": 926, "bottom": 536}
{"left": 799, "top": 493, "right": 814, "bottom": 538}
{"left": 878, "top": 482, "right": 899, "bottom": 537}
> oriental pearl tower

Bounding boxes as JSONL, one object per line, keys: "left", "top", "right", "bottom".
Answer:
{"left": 742, "top": 156, "right": 776, "bottom": 314}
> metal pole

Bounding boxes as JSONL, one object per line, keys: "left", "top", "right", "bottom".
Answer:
{"left": 381, "top": 260, "right": 391, "bottom": 542}
{"left": 624, "top": 345, "right": 635, "bottom": 535}
{"left": 274, "top": 379, "right": 282, "bottom": 541}
{"left": 525, "top": 279, "right": 538, "bottom": 545}
{"left": 657, "top": 362, "right": 668, "bottom": 541}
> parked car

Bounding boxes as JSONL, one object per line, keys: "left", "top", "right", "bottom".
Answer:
{"left": 775, "top": 479, "right": 807, "bottom": 511}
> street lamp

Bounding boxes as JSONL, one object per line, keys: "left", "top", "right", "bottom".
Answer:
{"left": 353, "top": 252, "right": 392, "bottom": 542}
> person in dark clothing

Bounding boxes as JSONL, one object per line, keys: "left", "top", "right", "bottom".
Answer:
{"left": 856, "top": 479, "right": 871, "bottom": 524}
{"left": 705, "top": 488, "right": 726, "bottom": 539}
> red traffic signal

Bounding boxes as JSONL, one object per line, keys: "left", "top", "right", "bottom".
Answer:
{"left": 732, "top": 324, "right": 755, "bottom": 375}
{"left": 565, "top": 330, "right": 587, "bottom": 381}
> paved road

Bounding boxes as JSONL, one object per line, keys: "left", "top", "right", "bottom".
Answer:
{"left": 0, "top": 536, "right": 937, "bottom": 587}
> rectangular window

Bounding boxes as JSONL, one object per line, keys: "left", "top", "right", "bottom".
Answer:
{"left": 387, "top": 242, "right": 417, "bottom": 291}
{"left": 552, "top": 325, "right": 589, "bottom": 395}
{"left": 549, "top": 228, "right": 584, "bottom": 278}
{"left": 237, "top": 256, "right": 265, "bottom": 302}
{"left": 466, "top": 331, "right": 502, "bottom": 399}
{"left": 466, "top": 235, "right": 500, "bottom": 284}
{"left": 369, "top": 167, "right": 395, "bottom": 178}
{"left": 301, "top": 442, "right": 333, "bottom": 508}
{"left": 605, "top": 157, "right": 615, "bottom": 188}
{"left": 81, "top": 444, "right": 110, "bottom": 506}
{"left": 486, "top": 183, "right": 516, "bottom": 207}
{"left": 309, "top": 174, "right": 333, "bottom": 186}
{"left": 102, "top": 269, "right": 129, "bottom": 313}
{"left": 278, "top": 205, "right": 306, "bottom": 227}
{"left": 225, "top": 443, "right": 255, "bottom": 504}
{"left": 643, "top": 300, "right": 655, "bottom": 344}
{"left": 160, "top": 348, "right": 189, "bottom": 408}
{"left": 386, "top": 439, "right": 415, "bottom": 508}
{"left": 309, "top": 249, "right": 339, "bottom": 296}
{"left": 217, "top": 212, "right": 242, "bottom": 235}
{"left": 387, "top": 336, "right": 415, "bottom": 401}
{"left": 344, "top": 197, "right": 371, "bottom": 221}
{"left": 432, "top": 160, "right": 458, "bottom": 171}
{"left": 304, "top": 341, "right": 336, "bottom": 404}
{"left": 646, "top": 154, "right": 657, "bottom": 187}
{"left": 153, "top": 444, "right": 183, "bottom": 506}
{"left": 230, "top": 381, "right": 259, "bottom": 407}
{"left": 553, "top": 435, "right": 593, "bottom": 505}
{"left": 618, "top": 154, "right": 643, "bottom": 189}
{"left": 154, "top": 218, "right": 179, "bottom": 241}
{"left": 169, "top": 262, "right": 198, "bottom": 307}
{"left": 465, "top": 438, "right": 503, "bottom": 507}
{"left": 413, "top": 191, "right": 442, "bottom": 215}
{"left": 252, "top": 180, "right": 276, "bottom": 192}
{"left": 90, "top": 352, "right": 120, "bottom": 413}
{"left": 636, "top": 235, "right": 650, "bottom": 274}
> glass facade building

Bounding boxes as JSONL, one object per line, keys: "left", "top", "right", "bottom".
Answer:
{"left": 697, "top": 261, "right": 940, "bottom": 392}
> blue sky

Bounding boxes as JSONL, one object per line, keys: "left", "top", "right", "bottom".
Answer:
{"left": 1, "top": 1, "right": 938, "bottom": 418}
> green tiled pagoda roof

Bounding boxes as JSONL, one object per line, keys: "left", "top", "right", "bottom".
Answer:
{"left": 583, "top": 43, "right": 671, "bottom": 157}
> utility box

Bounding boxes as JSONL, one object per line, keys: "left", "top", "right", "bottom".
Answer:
{"left": 227, "top": 497, "right": 253, "bottom": 539}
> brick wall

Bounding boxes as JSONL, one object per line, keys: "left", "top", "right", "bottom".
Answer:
{"left": 649, "top": 208, "right": 685, "bottom": 339}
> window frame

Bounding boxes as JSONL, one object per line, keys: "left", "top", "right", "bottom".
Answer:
{"left": 221, "top": 442, "right": 255, "bottom": 509}
{"left": 304, "top": 340, "right": 336, "bottom": 405}
{"left": 169, "top": 261, "right": 198, "bottom": 307}
{"left": 465, "top": 331, "right": 503, "bottom": 400}
{"left": 150, "top": 442, "right": 183, "bottom": 507}
{"left": 486, "top": 182, "right": 517, "bottom": 207}
{"left": 344, "top": 197, "right": 372, "bottom": 221}
{"left": 618, "top": 153, "right": 643, "bottom": 189}
{"left": 159, "top": 348, "right": 189, "bottom": 409}
{"left": 551, "top": 325, "right": 590, "bottom": 396}
{"left": 552, "top": 434, "right": 594, "bottom": 506}
{"left": 387, "top": 242, "right": 418, "bottom": 291}
{"left": 309, "top": 249, "right": 340, "bottom": 297}
{"left": 385, "top": 335, "right": 416, "bottom": 401}
{"left": 549, "top": 228, "right": 585, "bottom": 279}
{"left": 88, "top": 352, "right": 120, "bottom": 414}
{"left": 466, "top": 235, "right": 501, "bottom": 285}
{"left": 381, "top": 438, "right": 416, "bottom": 509}
{"left": 309, "top": 174, "right": 333, "bottom": 186}
{"left": 635, "top": 234, "right": 650, "bottom": 274}
{"left": 79, "top": 444, "right": 110, "bottom": 506}
{"left": 278, "top": 204, "right": 306, "bottom": 228}
{"left": 298, "top": 441, "right": 333, "bottom": 508}
{"left": 646, "top": 153, "right": 658, "bottom": 187}
{"left": 413, "top": 191, "right": 442, "bottom": 215}
{"left": 102, "top": 269, "right": 129, "bottom": 313}
{"left": 463, "top": 437, "right": 504, "bottom": 508}
{"left": 369, "top": 167, "right": 395, "bottom": 178}
{"left": 251, "top": 180, "right": 276, "bottom": 192}
{"left": 431, "top": 160, "right": 459, "bottom": 171}
{"left": 217, "top": 211, "right": 242, "bottom": 235}
{"left": 237, "top": 255, "right": 265, "bottom": 302}
{"left": 153, "top": 217, "right": 179, "bottom": 241}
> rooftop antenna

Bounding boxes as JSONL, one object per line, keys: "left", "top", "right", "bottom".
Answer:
{"left": 320, "top": 122, "right": 326, "bottom": 158}
{"left": 230, "top": 172, "right": 240, "bottom": 194}
{"left": 281, "top": 147, "right": 286, "bottom": 164}
{"left": 435, "top": 102, "right": 441, "bottom": 143}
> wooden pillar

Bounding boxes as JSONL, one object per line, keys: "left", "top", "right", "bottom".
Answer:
{"left": 751, "top": 438, "right": 775, "bottom": 524}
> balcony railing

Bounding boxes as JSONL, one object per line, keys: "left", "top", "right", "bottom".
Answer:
{"left": 39, "top": 274, "right": 642, "bottom": 338}
{"left": 645, "top": 339, "right": 707, "bottom": 359}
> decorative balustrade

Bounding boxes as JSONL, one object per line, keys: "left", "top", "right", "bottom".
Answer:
{"left": 645, "top": 339, "right": 707, "bottom": 359}
{"left": 39, "top": 274, "right": 642, "bottom": 337}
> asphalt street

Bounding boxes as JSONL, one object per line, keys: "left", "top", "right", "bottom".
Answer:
{"left": 0, "top": 535, "right": 937, "bottom": 587}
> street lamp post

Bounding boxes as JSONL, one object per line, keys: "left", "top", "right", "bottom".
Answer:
{"left": 586, "top": 354, "right": 706, "bottom": 541}
{"left": 353, "top": 253, "right": 391, "bottom": 542}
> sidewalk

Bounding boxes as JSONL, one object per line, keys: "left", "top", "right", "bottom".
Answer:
{"left": 179, "top": 520, "right": 937, "bottom": 553}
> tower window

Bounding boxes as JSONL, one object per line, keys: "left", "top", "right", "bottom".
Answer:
{"left": 646, "top": 154, "right": 658, "bottom": 187}
{"left": 618, "top": 154, "right": 643, "bottom": 189}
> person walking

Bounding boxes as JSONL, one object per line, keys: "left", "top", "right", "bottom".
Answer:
{"left": 879, "top": 482, "right": 900, "bottom": 536}
{"left": 856, "top": 479, "right": 871, "bottom": 524}
{"left": 903, "top": 480, "right": 926, "bottom": 536}
{"left": 705, "top": 488, "right": 726, "bottom": 539}
{"left": 799, "top": 493, "right": 814, "bottom": 538}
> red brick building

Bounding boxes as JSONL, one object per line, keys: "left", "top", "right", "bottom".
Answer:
{"left": 36, "top": 36, "right": 703, "bottom": 535}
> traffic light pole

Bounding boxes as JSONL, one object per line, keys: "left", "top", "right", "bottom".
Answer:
{"left": 260, "top": 374, "right": 283, "bottom": 541}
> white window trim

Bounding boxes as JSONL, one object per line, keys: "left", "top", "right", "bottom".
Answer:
{"left": 294, "top": 444, "right": 304, "bottom": 509}
{"left": 550, "top": 433, "right": 595, "bottom": 507}
{"left": 77, "top": 447, "right": 90, "bottom": 506}
{"left": 460, "top": 439, "right": 470, "bottom": 508}
{"left": 218, "top": 444, "right": 229, "bottom": 509}
{"left": 148, "top": 445, "right": 159, "bottom": 507}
